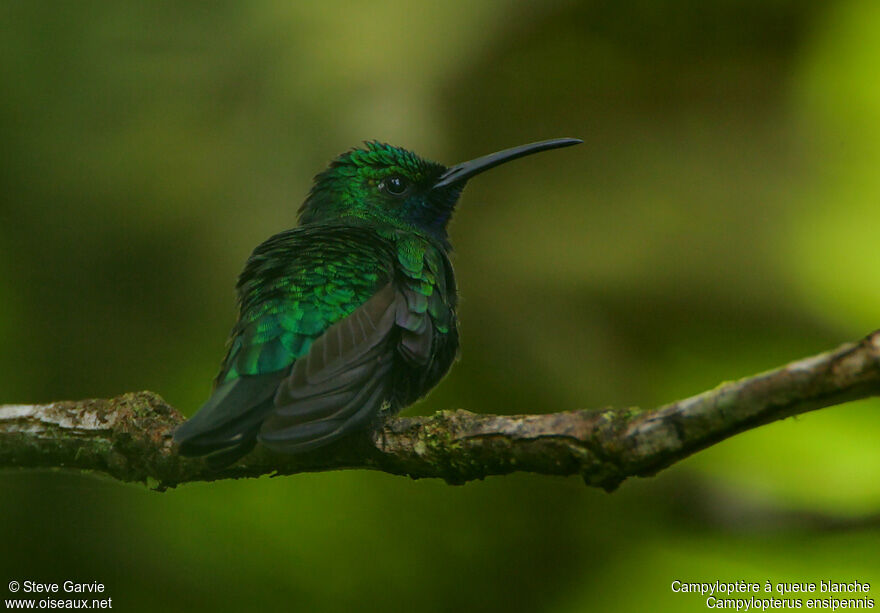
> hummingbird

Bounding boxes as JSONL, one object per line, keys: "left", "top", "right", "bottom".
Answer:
{"left": 173, "top": 137, "right": 582, "bottom": 465}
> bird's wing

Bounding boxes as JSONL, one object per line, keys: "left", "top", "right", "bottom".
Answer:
{"left": 258, "top": 237, "right": 456, "bottom": 454}
{"left": 174, "top": 226, "right": 457, "bottom": 461}
{"left": 174, "top": 226, "right": 397, "bottom": 460}
{"left": 257, "top": 282, "right": 408, "bottom": 453}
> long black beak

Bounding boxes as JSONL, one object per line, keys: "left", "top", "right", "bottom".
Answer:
{"left": 433, "top": 137, "right": 582, "bottom": 189}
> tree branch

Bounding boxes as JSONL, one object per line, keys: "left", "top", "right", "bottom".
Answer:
{"left": 1, "top": 330, "right": 878, "bottom": 491}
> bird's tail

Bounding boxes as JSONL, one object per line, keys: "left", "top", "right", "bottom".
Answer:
{"left": 173, "top": 371, "right": 287, "bottom": 466}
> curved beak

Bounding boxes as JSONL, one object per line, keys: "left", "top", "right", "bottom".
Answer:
{"left": 432, "top": 137, "right": 582, "bottom": 190}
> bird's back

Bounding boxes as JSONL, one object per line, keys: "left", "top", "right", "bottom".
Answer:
{"left": 173, "top": 223, "right": 458, "bottom": 463}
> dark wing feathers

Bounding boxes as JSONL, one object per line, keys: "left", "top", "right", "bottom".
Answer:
{"left": 299, "top": 283, "right": 397, "bottom": 384}
{"left": 258, "top": 283, "right": 399, "bottom": 452}
{"left": 259, "top": 363, "right": 391, "bottom": 453}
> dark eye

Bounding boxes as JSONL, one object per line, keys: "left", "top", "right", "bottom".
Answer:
{"left": 379, "top": 175, "right": 409, "bottom": 197}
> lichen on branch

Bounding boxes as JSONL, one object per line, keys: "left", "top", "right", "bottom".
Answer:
{"left": 1, "top": 331, "right": 878, "bottom": 491}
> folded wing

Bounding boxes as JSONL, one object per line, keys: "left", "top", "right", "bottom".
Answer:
{"left": 259, "top": 282, "right": 420, "bottom": 453}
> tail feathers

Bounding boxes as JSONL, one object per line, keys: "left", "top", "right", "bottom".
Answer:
{"left": 203, "top": 435, "right": 259, "bottom": 469}
{"left": 173, "top": 372, "right": 286, "bottom": 461}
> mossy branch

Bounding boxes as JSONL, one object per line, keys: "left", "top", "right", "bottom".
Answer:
{"left": 1, "top": 331, "right": 879, "bottom": 491}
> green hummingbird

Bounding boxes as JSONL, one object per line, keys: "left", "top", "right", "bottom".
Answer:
{"left": 174, "top": 138, "right": 581, "bottom": 465}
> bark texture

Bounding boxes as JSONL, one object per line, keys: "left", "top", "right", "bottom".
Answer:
{"left": 1, "top": 331, "right": 878, "bottom": 491}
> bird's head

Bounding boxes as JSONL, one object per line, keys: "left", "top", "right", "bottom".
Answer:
{"left": 298, "top": 138, "right": 582, "bottom": 242}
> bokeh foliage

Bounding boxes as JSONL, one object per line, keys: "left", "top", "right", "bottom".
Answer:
{"left": 1, "top": 1, "right": 878, "bottom": 611}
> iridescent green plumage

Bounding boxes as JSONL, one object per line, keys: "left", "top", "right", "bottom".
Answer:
{"left": 174, "top": 138, "right": 580, "bottom": 464}
{"left": 220, "top": 225, "right": 398, "bottom": 383}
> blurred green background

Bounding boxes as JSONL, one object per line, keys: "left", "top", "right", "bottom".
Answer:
{"left": 1, "top": 1, "right": 879, "bottom": 611}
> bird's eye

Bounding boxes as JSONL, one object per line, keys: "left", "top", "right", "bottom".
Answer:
{"left": 379, "top": 175, "right": 409, "bottom": 197}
